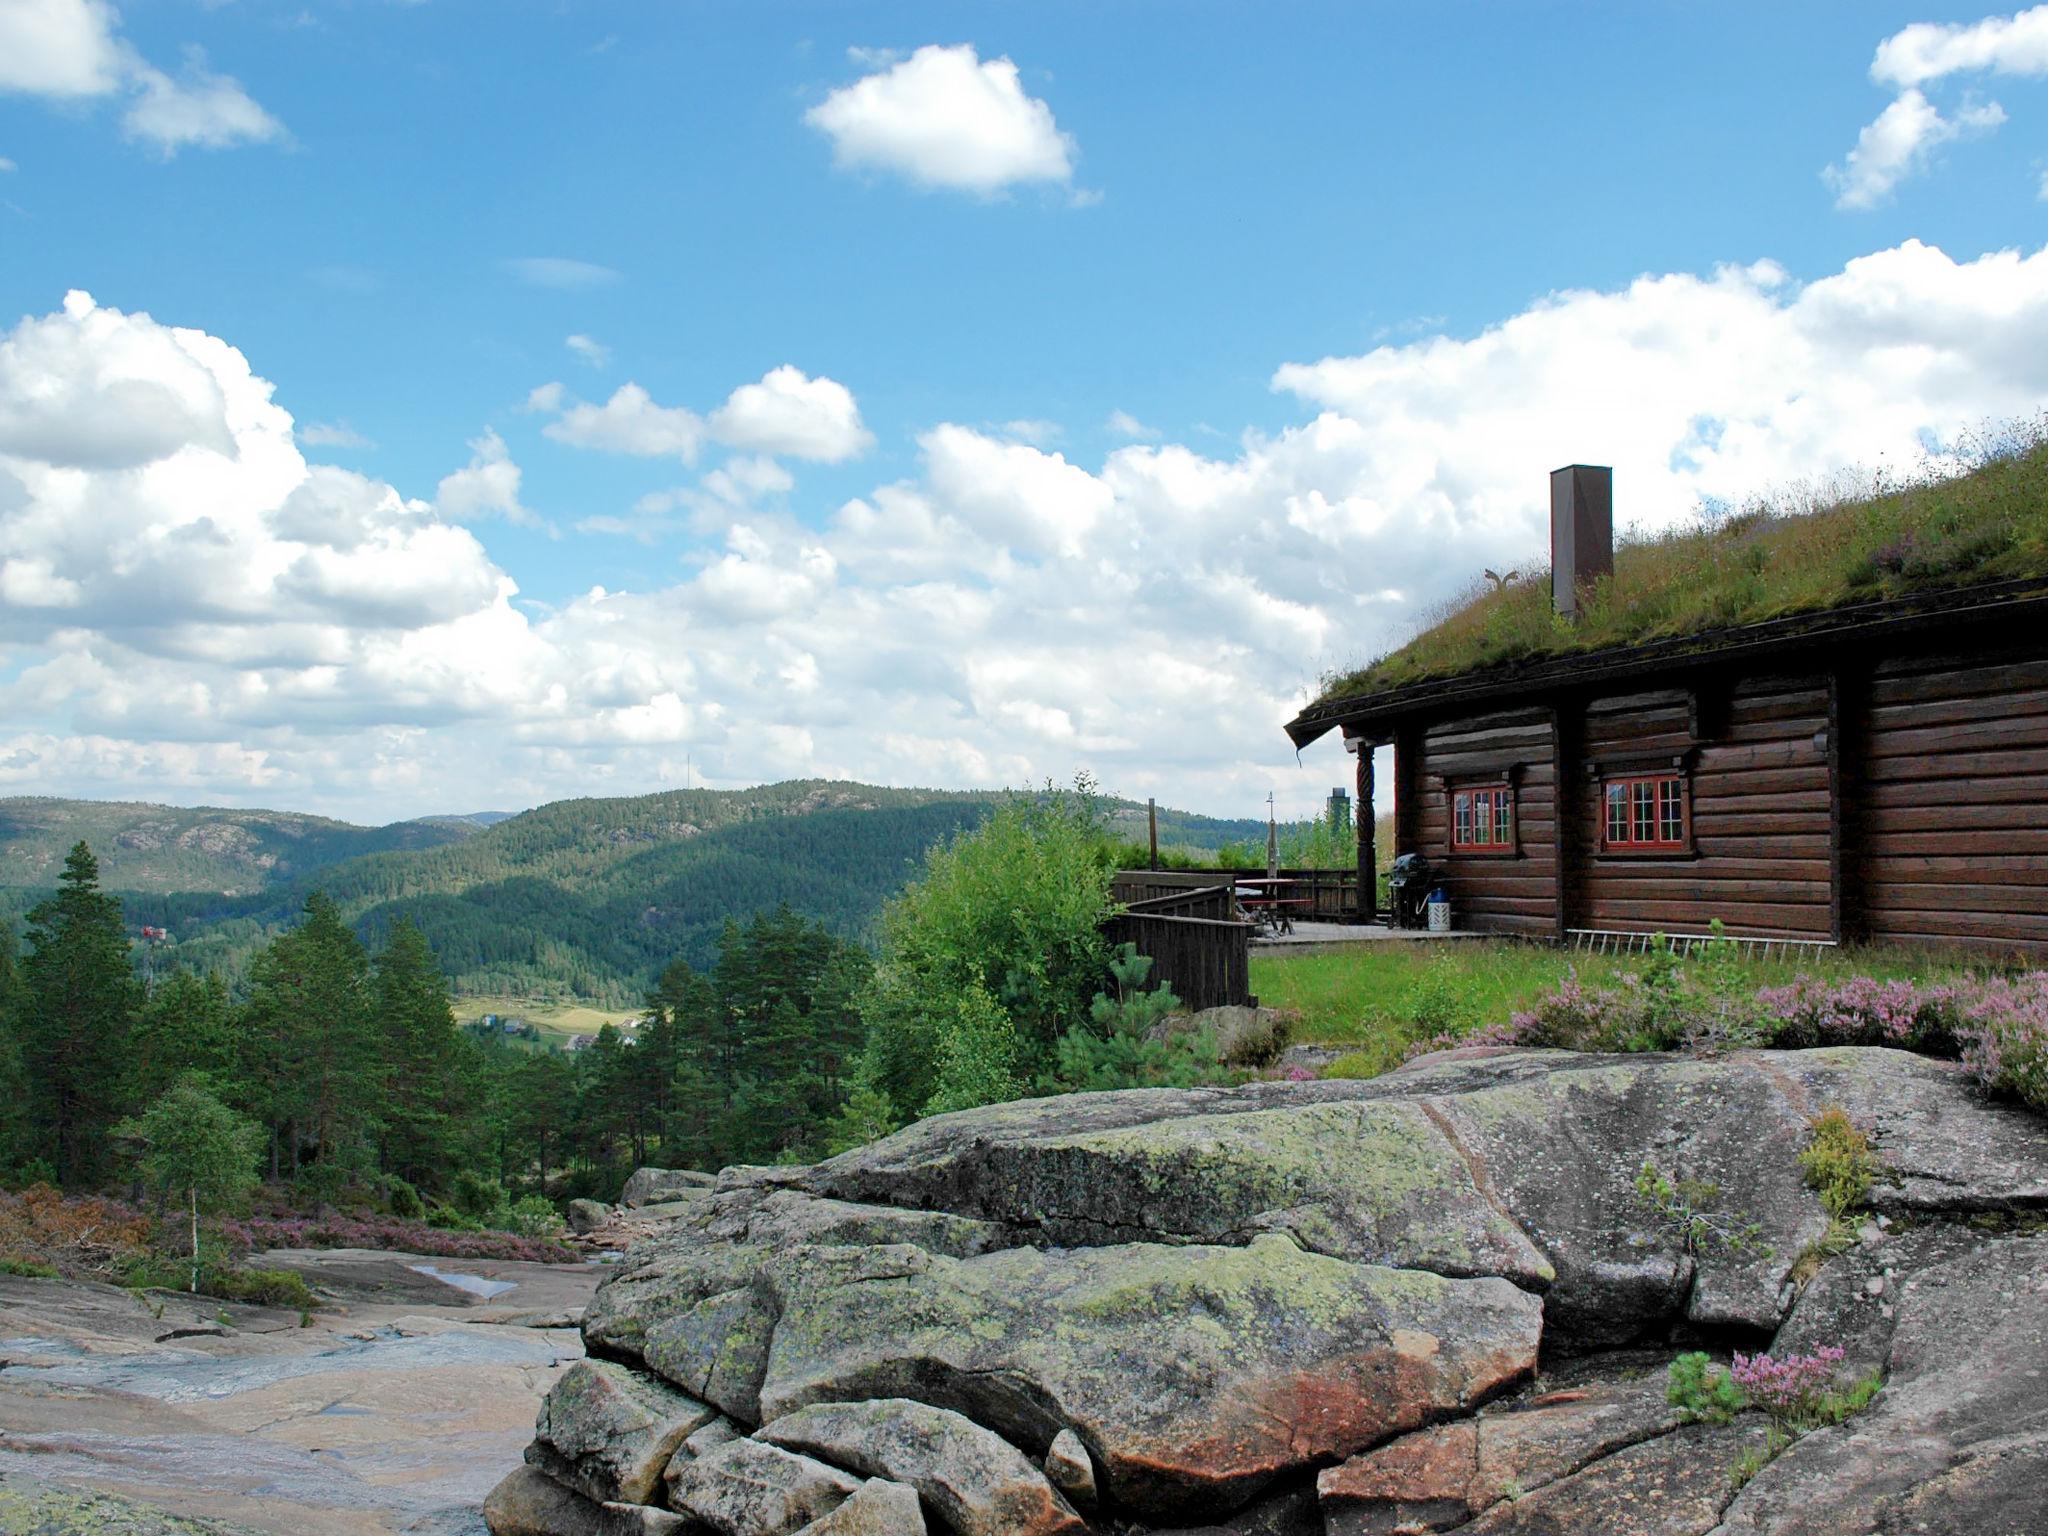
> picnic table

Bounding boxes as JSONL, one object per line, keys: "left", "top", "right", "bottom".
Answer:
{"left": 1234, "top": 877, "right": 1316, "bottom": 936}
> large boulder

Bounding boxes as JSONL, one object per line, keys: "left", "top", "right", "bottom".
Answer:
{"left": 1318, "top": 1377, "right": 1684, "bottom": 1534}
{"left": 1709, "top": 1230, "right": 2048, "bottom": 1535}
{"left": 484, "top": 1465, "right": 695, "bottom": 1535}
{"left": 666, "top": 1439, "right": 860, "bottom": 1536}
{"left": 528, "top": 1359, "right": 719, "bottom": 1505}
{"left": 760, "top": 1398, "right": 1086, "bottom": 1536}
{"left": 752, "top": 1234, "right": 1538, "bottom": 1517}
{"left": 1148, "top": 1004, "right": 1296, "bottom": 1067}
{"left": 791, "top": 1478, "right": 926, "bottom": 1535}
{"left": 497, "top": 1046, "right": 2048, "bottom": 1535}
{"left": 623, "top": 1167, "right": 718, "bottom": 1209}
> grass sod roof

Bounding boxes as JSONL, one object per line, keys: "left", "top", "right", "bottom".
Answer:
{"left": 1305, "top": 418, "right": 2048, "bottom": 722}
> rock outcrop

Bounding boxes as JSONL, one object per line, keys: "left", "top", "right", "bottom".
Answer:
{"left": 489, "top": 1046, "right": 2048, "bottom": 1536}
{"left": 622, "top": 1168, "right": 719, "bottom": 1210}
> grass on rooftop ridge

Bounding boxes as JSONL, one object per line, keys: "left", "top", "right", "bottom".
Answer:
{"left": 1316, "top": 416, "right": 2048, "bottom": 705}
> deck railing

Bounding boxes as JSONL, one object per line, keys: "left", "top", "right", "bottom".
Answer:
{"left": 1103, "top": 884, "right": 1256, "bottom": 1011}
{"left": 1111, "top": 867, "right": 1365, "bottom": 920}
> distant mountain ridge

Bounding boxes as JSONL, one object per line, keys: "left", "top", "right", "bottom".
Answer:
{"left": 0, "top": 796, "right": 485, "bottom": 895}
{"left": 1, "top": 781, "right": 1273, "bottom": 1006}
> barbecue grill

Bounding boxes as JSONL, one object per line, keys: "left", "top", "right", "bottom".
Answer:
{"left": 1388, "top": 852, "right": 1435, "bottom": 930}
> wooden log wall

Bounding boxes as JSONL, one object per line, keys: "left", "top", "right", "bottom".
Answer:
{"left": 1384, "top": 633, "right": 2048, "bottom": 954}
{"left": 1576, "top": 677, "right": 1834, "bottom": 940}
{"left": 1859, "top": 648, "right": 2048, "bottom": 953}
{"left": 1413, "top": 708, "right": 1559, "bottom": 938}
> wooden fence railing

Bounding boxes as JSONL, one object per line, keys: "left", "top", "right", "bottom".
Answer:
{"left": 1103, "top": 912, "right": 1255, "bottom": 1012}
{"left": 1112, "top": 868, "right": 1365, "bottom": 920}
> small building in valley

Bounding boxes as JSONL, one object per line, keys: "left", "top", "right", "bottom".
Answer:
{"left": 1287, "top": 452, "right": 2048, "bottom": 956}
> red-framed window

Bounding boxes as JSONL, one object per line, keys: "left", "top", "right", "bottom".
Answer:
{"left": 1602, "top": 774, "right": 1689, "bottom": 851}
{"left": 1451, "top": 784, "right": 1516, "bottom": 853}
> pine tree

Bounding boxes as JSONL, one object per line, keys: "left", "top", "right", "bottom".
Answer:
{"left": 237, "top": 892, "right": 375, "bottom": 1187}
{"left": 21, "top": 843, "right": 140, "bottom": 1186}
{"left": 372, "top": 917, "right": 463, "bottom": 1193}
{"left": 133, "top": 969, "right": 236, "bottom": 1098}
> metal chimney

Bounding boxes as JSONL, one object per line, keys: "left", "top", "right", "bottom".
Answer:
{"left": 1550, "top": 465, "right": 1613, "bottom": 619}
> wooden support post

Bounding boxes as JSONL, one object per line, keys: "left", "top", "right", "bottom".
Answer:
{"left": 1354, "top": 737, "right": 1376, "bottom": 926}
{"left": 1147, "top": 797, "right": 1159, "bottom": 871}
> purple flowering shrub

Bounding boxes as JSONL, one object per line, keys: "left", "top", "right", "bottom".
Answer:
{"left": 1731, "top": 1346, "right": 1847, "bottom": 1423}
{"left": 218, "top": 1211, "right": 577, "bottom": 1264}
{"left": 1409, "top": 957, "right": 2048, "bottom": 1116}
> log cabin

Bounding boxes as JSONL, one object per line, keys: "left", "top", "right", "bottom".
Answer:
{"left": 1285, "top": 459, "right": 2048, "bottom": 956}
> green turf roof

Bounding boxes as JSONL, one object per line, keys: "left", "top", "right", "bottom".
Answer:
{"left": 1313, "top": 422, "right": 2048, "bottom": 707}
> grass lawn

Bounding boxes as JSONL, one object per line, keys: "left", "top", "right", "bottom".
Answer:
{"left": 451, "top": 993, "right": 641, "bottom": 1048}
{"left": 1251, "top": 940, "right": 1970, "bottom": 1079}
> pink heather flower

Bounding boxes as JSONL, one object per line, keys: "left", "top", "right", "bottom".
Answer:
{"left": 1731, "top": 1346, "right": 1845, "bottom": 1418}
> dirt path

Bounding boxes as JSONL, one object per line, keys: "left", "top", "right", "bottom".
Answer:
{"left": 0, "top": 1250, "right": 606, "bottom": 1535}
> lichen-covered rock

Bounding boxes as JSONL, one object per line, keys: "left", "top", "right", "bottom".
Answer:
{"left": 1148, "top": 1004, "right": 1296, "bottom": 1067}
{"left": 528, "top": 1359, "right": 719, "bottom": 1505}
{"left": 585, "top": 1188, "right": 1008, "bottom": 1366}
{"left": 791, "top": 1478, "right": 927, "bottom": 1535}
{"left": 759, "top": 1398, "right": 1085, "bottom": 1536}
{"left": 1709, "top": 1230, "right": 2048, "bottom": 1536}
{"left": 1043, "top": 1428, "right": 1096, "bottom": 1508}
{"left": 1457, "top": 1420, "right": 1769, "bottom": 1534}
{"left": 665, "top": 1438, "right": 860, "bottom": 1536}
{"left": 568, "top": 1198, "right": 613, "bottom": 1235}
{"left": 816, "top": 1088, "right": 1552, "bottom": 1287}
{"left": 685, "top": 1415, "right": 746, "bottom": 1459}
{"left": 623, "top": 1167, "right": 718, "bottom": 1208}
{"left": 525, "top": 1047, "right": 2048, "bottom": 1536}
{"left": 484, "top": 1465, "right": 697, "bottom": 1535}
{"left": 757, "top": 1234, "right": 1539, "bottom": 1517}
{"left": 1318, "top": 1378, "right": 1684, "bottom": 1534}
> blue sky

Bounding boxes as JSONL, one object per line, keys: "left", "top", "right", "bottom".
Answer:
{"left": 3, "top": 2, "right": 2048, "bottom": 821}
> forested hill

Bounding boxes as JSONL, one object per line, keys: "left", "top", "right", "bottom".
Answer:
{"left": 4, "top": 781, "right": 1272, "bottom": 1007}
{"left": 0, "top": 796, "right": 491, "bottom": 894}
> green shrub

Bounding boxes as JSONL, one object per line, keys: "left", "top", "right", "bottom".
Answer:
{"left": 211, "top": 1266, "right": 320, "bottom": 1310}
{"left": 924, "top": 980, "right": 1025, "bottom": 1116}
{"left": 859, "top": 780, "right": 1117, "bottom": 1120}
{"left": 0, "top": 1258, "right": 59, "bottom": 1279}
{"left": 451, "top": 1170, "right": 506, "bottom": 1222}
{"left": 1667, "top": 1352, "right": 1745, "bottom": 1424}
{"left": 499, "top": 1195, "right": 564, "bottom": 1238}
{"left": 1043, "top": 947, "right": 1219, "bottom": 1095}
{"left": 385, "top": 1177, "right": 425, "bottom": 1221}
{"left": 1800, "top": 1109, "right": 1881, "bottom": 1220}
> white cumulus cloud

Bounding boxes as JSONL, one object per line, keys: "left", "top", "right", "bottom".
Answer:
{"left": 12, "top": 240, "right": 2048, "bottom": 820}
{"left": 805, "top": 43, "right": 1075, "bottom": 195}
{"left": 0, "top": 0, "right": 283, "bottom": 154}
{"left": 0, "top": 0, "right": 127, "bottom": 97}
{"left": 1872, "top": 4, "right": 2048, "bottom": 87}
{"left": 709, "top": 366, "right": 873, "bottom": 462}
{"left": 434, "top": 429, "right": 539, "bottom": 527}
{"left": 1829, "top": 5, "right": 2048, "bottom": 207}
{"left": 542, "top": 384, "right": 703, "bottom": 461}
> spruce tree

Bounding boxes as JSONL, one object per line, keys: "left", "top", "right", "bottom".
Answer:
{"left": 133, "top": 970, "right": 236, "bottom": 1098}
{"left": 372, "top": 918, "right": 463, "bottom": 1193}
{"left": 21, "top": 843, "right": 139, "bottom": 1186}
{"left": 237, "top": 892, "right": 374, "bottom": 1187}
